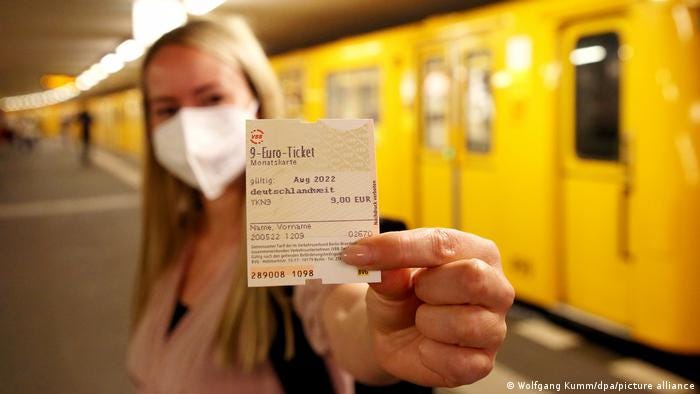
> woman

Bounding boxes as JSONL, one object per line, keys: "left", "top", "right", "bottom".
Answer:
{"left": 127, "top": 17, "right": 514, "bottom": 393}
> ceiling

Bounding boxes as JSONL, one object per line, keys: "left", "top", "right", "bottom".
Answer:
{"left": 0, "top": 0, "right": 497, "bottom": 99}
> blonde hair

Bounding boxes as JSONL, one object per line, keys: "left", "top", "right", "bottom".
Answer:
{"left": 133, "top": 17, "right": 292, "bottom": 370}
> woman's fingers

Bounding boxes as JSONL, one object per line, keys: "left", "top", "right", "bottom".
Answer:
{"left": 340, "top": 228, "right": 514, "bottom": 387}
{"left": 418, "top": 338, "right": 496, "bottom": 387}
{"left": 413, "top": 259, "right": 515, "bottom": 311}
{"left": 415, "top": 304, "right": 507, "bottom": 349}
{"left": 365, "top": 268, "right": 421, "bottom": 332}
{"left": 369, "top": 267, "right": 414, "bottom": 301}
{"left": 341, "top": 228, "right": 501, "bottom": 270}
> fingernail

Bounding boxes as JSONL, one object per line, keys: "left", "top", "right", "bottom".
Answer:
{"left": 341, "top": 244, "right": 373, "bottom": 266}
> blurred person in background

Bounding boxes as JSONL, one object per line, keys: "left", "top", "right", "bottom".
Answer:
{"left": 77, "top": 107, "right": 93, "bottom": 166}
{"left": 127, "top": 18, "right": 514, "bottom": 394}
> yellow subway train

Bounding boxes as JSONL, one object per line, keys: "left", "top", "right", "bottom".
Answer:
{"left": 21, "top": 0, "right": 700, "bottom": 354}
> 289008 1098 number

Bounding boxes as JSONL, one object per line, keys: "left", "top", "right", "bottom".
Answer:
{"left": 250, "top": 269, "right": 315, "bottom": 280}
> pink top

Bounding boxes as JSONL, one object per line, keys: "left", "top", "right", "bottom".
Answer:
{"left": 126, "top": 246, "right": 354, "bottom": 394}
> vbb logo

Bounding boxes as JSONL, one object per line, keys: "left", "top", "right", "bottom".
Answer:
{"left": 250, "top": 128, "right": 265, "bottom": 144}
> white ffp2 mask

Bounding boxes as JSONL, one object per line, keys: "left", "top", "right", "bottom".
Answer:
{"left": 152, "top": 104, "right": 257, "bottom": 200}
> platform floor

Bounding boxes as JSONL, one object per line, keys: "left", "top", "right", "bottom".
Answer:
{"left": 0, "top": 139, "right": 696, "bottom": 394}
{"left": 0, "top": 141, "right": 138, "bottom": 394}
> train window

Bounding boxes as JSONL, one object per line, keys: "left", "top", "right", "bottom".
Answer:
{"left": 422, "top": 58, "right": 450, "bottom": 150}
{"left": 278, "top": 68, "right": 304, "bottom": 118}
{"left": 572, "top": 32, "right": 620, "bottom": 161}
{"left": 464, "top": 52, "right": 493, "bottom": 153}
{"left": 326, "top": 68, "right": 380, "bottom": 122}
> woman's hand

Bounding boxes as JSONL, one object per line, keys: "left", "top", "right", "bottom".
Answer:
{"left": 341, "top": 228, "right": 515, "bottom": 387}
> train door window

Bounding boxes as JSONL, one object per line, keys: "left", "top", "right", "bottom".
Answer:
{"left": 279, "top": 68, "right": 304, "bottom": 118}
{"left": 326, "top": 68, "right": 380, "bottom": 122}
{"left": 571, "top": 32, "right": 620, "bottom": 161}
{"left": 463, "top": 52, "right": 493, "bottom": 153}
{"left": 422, "top": 58, "right": 450, "bottom": 150}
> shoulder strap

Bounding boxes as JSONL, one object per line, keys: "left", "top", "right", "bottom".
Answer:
{"left": 269, "top": 287, "right": 335, "bottom": 394}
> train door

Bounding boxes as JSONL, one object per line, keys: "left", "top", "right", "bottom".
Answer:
{"left": 416, "top": 32, "right": 496, "bottom": 232}
{"left": 559, "top": 18, "right": 632, "bottom": 326}
{"left": 417, "top": 43, "right": 456, "bottom": 228}
{"left": 454, "top": 38, "right": 497, "bottom": 239}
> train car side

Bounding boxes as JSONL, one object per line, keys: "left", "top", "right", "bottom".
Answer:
{"left": 16, "top": 0, "right": 699, "bottom": 354}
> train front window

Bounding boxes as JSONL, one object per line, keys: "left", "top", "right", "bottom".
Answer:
{"left": 572, "top": 32, "right": 620, "bottom": 161}
{"left": 326, "top": 68, "right": 380, "bottom": 122}
{"left": 422, "top": 58, "right": 450, "bottom": 150}
{"left": 464, "top": 52, "right": 493, "bottom": 153}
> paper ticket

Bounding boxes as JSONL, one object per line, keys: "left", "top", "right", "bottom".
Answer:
{"left": 245, "top": 119, "right": 380, "bottom": 287}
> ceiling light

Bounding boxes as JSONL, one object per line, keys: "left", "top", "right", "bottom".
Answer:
{"left": 116, "top": 39, "right": 145, "bottom": 62}
{"left": 66, "top": 85, "right": 79, "bottom": 98}
{"left": 76, "top": 77, "right": 94, "bottom": 91}
{"left": 54, "top": 85, "right": 78, "bottom": 101}
{"left": 100, "top": 53, "right": 124, "bottom": 74}
{"left": 48, "top": 90, "right": 59, "bottom": 102}
{"left": 183, "top": 0, "right": 225, "bottom": 15}
{"left": 89, "top": 64, "right": 109, "bottom": 81}
{"left": 133, "top": 0, "right": 187, "bottom": 46}
{"left": 77, "top": 73, "right": 97, "bottom": 88}
{"left": 53, "top": 89, "right": 65, "bottom": 101}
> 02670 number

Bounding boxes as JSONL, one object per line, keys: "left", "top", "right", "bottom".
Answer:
{"left": 347, "top": 230, "right": 373, "bottom": 238}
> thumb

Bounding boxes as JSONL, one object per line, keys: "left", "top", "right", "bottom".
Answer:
{"left": 366, "top": 268, "right": 421, "bottom": 333}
